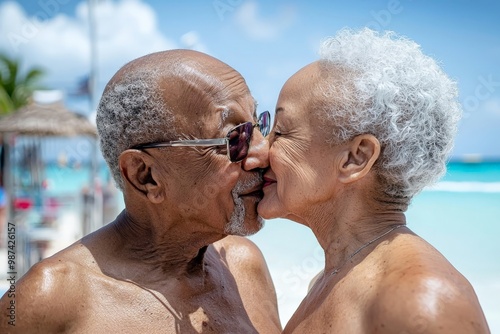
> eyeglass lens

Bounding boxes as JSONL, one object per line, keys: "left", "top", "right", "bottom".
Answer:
{"left": 259, "top": 111, "right": 270, "bottom": 137}
{"left": 226, "top": 111, "right": 270, "bottom": 162}
{"left": 228, "top": 122, "right": 253, "bottom": 162}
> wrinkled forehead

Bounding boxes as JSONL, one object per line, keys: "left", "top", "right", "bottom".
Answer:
{"left": 275, "top": 62, "right": 324, "bottom": 115}
{"left": 161, "top": 64, "right": 256, "bottom": 136}
{"left": 217, "top": 96, "right": 258, "bottom": 126}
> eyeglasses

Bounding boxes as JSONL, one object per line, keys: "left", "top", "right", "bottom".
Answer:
{"left": 133, "top": 111, "right": 270, "bottom": 163}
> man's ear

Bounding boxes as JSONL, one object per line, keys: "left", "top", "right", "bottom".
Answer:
{"left": 338, "top": 134, "right": 380, "bottom": 184}
{"left": 118, "top": 150, "right": 165, "bottom": 203}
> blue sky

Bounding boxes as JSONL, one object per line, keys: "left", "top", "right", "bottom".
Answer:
{"left": 1, "top": 0, "right": 499, "bottom": 158}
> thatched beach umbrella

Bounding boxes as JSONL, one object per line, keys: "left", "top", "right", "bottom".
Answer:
{"left": 0, "top": 98, "right": 98, "bottom": 212}
{"left": 0, "top": 97, "right": 99, "bottom": 274}
{"left": 0, "top": 101, "right": 97, "bottom": 137}
{"left": 0, "top": 98, "right": 98, "bottom": 195}
{"left": 0, "top": 99, "right": 97, "bottom": 198}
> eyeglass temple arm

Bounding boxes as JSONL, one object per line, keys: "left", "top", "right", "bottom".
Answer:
{"left": 135, "top": 138, "right": 227, "bottom": 149}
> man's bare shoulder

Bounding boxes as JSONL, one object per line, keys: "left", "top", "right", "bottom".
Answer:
{"left": 367, "top": 238, "right": 490, "bottom": 333}
{"left": 212, "top": 236, "right": 274, "bottom": 289}
{"left": 212, "top": 236, "right": 282, "bottom": 332}
{"left": 0, "top": 243, "right": 97, "bottom": 333}
{"left": 214, "top": 236, "right": 265, "bottom": 266}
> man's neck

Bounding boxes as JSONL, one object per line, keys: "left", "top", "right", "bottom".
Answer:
{"left": 110, "top": 210, "right": 223, "bottom": 280}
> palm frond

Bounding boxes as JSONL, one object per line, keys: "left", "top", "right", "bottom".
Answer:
{"left": 0, "top": 85, "right": 15, "bottom": 114}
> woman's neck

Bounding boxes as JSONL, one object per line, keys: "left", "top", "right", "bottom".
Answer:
{"left": 308, "top": 193, "right": 407, "bottom": 276}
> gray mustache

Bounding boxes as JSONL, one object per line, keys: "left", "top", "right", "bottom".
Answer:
{"left": 234, "top": 173, "right": 263, "bottom": 195}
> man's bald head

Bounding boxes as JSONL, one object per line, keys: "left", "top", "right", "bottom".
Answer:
{"left": 96, "top": 49, "right": 249, "bottom": 190}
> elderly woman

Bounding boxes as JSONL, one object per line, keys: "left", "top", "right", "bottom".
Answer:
{"left": 259, "top": 28, "right": 490, "bottom": 333}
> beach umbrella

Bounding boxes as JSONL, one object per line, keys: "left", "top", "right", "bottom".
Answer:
{"left": 0, "top": 97, "right": 100, "bottom": 275}
{"left": 0, "top": 96, "right": 98, "bottom": 201}
{"left": 0, "top": 99, "right": 98, "bottom": 204}
{"left": 0, "top": 97, "right": 98, "bottom": 207}
{"left": 0, "top": 101, "right": 97, "bottom": 137}
{"left": 0, "top": 98, "right": 99, "bottom": 272}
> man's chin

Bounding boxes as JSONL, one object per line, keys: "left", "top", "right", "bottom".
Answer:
{"left": 224, "top": 216, "right": 265, "bottom": 236}
{"left": 243, "top": 216, "right": 265, "bottom": 236}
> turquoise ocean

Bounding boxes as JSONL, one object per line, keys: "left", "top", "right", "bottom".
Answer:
{"left": 9, "top": 160, "right": 500, "bottom": 330}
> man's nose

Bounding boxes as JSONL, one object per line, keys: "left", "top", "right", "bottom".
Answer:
{"left": 241, "top": 130, "right": 269, "bottom": 171}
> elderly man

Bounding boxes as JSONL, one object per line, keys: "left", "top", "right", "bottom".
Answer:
{"left": 0, "top": 50, "right": 281, "bottom": 333}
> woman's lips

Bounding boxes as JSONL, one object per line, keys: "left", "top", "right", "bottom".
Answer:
{"left": 263, "top": 176, "right": 276, "bottom": 188}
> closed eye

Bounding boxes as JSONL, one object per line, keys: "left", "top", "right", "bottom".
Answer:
{"left": 268, "top": 130, "right": 283, "bottom": 144}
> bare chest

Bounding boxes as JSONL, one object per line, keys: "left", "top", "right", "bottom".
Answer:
{"left": 284, "top": 275, "right": 375, "bottom": 333}
{"left": 70, "top": 279, "right": 259, "bottom": 333}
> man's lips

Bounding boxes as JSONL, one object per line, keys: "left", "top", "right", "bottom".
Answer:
{"left": 263, "top": 176, "right": 276, "bottom": 188}
{"left": 239, "top": 183, "right": 264, "bottom": 197}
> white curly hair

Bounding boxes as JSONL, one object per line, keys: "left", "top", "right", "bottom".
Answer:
{"left": 318, "top": 28, "right": 461, "bottom": 199}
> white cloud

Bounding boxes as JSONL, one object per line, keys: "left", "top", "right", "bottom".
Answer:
{"left": 0, "top": 0, "right": 183, "bottom": 94}
{"left": 233, "top": 1, "right": 296, "bottom": 41}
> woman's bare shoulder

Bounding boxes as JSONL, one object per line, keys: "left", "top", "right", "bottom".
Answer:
{"left": 368, "top": 233, "right": 490, "bottom": 333}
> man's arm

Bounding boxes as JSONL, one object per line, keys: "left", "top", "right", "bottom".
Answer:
{"left": 368, "top": 273, "right": 490, "bottom": 333}
{"left": 0, "top": 259, "right": 80, "bottom": 333}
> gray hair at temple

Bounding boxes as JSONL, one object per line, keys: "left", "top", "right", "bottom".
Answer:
{"left": 96, "top": 59, "right": 175, "bottom": 190}
{"left": 317, "top": 28, "right": 461, "bottom": 199}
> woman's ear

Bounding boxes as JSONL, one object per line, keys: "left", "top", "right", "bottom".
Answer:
{"left": 118, "top": 150, "right": 165, "bottom": 203}
{"left": 338, "top": 134, "right": 380, "bottom": 184}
